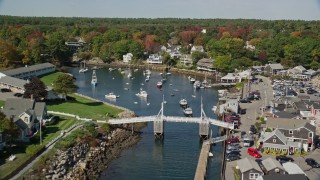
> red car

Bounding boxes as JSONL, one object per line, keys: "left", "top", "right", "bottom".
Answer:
{"left": 247, "top": 147, "right": 262, "bottom": 158}
{"left": 227, "top": 137, "right": 240, "bottom": 144}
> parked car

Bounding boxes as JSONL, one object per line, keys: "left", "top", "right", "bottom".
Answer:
{"left": 276, "top": 155, "right": 294, "bottom": 162}
{"left": 299, "top": 89, "right": 305, "bottom": 93}
{"left": 226, "top": 145, "right": 240, "bottom": 151}
{"left": 13, "top": 92, "right": 23, "bottom": 97}
{"left": 227, "top": 143, "right": 241, "bottom": 149}
{"left": 249, "top": 125, "right": 257, "bottom": 134}
{"left": 247, "top": 147, "right": 262, "bottom": 158}
{"left": 0, "top": 88, "right": 11, "bottom": 92}
{"left": 239, "top": 98, "right": 252, "bottom": 103}
{"left": 227, "top": 137, "right": 240, "bottom": 144}
{"left": 241, "top": 131, "right": 247, "bottom": 138}
{"left": 226, "top": 154, "right": 241, "bottom": 161}
{"left": 305, "top": 158, "right": 320, "bottom": 168}
{"left": 226, "top": 149, "right": 241, "bottom": 155}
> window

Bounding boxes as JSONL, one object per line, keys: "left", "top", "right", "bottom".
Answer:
{"left": 289, "top": 130, "right": 293, "bottom": 134}
{"left": 273, "top": 139, "right": 277, "bottom": 143}
{"left": 249, "top": 173, "right": 260, "bottom": 179}
{"left": 309, "top": 132, "right": 313, "bottom": 138}
{"left": 24, "top": 117, "right": 29, "bottom": 123}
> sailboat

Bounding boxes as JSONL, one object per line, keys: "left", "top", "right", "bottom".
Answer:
{"left": 79, "top": 61, "right": 88, "bottom": 73}
{"left": 91, "top": 70, "right": 97, "bottom": 86}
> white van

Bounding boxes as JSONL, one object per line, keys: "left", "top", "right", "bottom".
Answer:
{"left": 243, "top": 136, "right": 254, "bottom": 147}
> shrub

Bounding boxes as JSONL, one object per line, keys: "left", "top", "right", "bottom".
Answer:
{"left": 281, "top": 150, "right": 287, "bottom": 155}
{"left": 265, "top": 128, "right": 272, "bottom": 132}
{"left": 26, "top": 144, "right": 44, "bottom": 155}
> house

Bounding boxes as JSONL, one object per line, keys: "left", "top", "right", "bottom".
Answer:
{"left": 196, "top": 58, "right": 215, "bottom": 72}
{"left": 191, "top": 45, "right": 204, "bottom": 54}
{"left": 180, "top": 54, "right": 193, "bottom": 66}
{"left": 244, "top": 41, "right": 256, "bottom": 51}
{"left": 264, "top": 64, "right": 284, "bottom": 75}
{"left": 220, "top": 73, "right": 238, "bottom": 83}
{"left": 287, "top": 66, "right": 317, "bottom": 80}
{"left": 282, "top": 162, "right": 306, "bottom": 176}
{"left": 2, "top": 98, "right": 47, "bottom": 141}
{"left": 123, "top": 53, "right": 133, "bottom": 63}
{"left": 256, "top": 174, "right": 308, "bottom": 180}
{"left": 0, "top": 76, "right": 28, "bottom": 92}
{"left": 0, "top": 63, "right": 55, "bottom": 80}
{"left": 264, "top": 117, "right": 316, "bottom": 151}
{"left": 219, "top": 99, "right": 239, "bottom": 114}
{"left": 261, "top": 157, "right": 286, "bottom": 175}
{"left": 306, "top": 101, "right": 320, "bottom": 117}
{"left": 65, "top": 37, "right": 86, "bottom": 51}
{"left": 237, "top": 157, "right": 263, "bottom": 180}
{"left": 147, "top": 54, "right": 162, "bottom": 64}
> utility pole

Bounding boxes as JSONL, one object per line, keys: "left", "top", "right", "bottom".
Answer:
{"left": 40, "top": 117, "right": 42, "bottom": 144}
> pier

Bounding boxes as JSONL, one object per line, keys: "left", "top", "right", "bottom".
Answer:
{"left": 194, "top": 136, "right": 227, "bottom": 180}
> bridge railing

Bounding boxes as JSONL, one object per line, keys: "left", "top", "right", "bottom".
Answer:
{"left": 108, "top": 116, "right": 157, "bottom": 124}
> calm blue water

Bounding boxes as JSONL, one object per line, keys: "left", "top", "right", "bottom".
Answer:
{"left": 68, "top": 67, "right": 222, "bottom": 180}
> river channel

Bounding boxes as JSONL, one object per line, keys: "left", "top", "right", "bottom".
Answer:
{"left": 68, "top": 67, "right": 222, "bottom": 180}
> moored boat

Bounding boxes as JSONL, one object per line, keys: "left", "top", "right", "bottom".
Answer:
{"left": 179, "top": 98, "right": 188, "bottom": 107}
{"left": 194, "top": 81, "right": 201, "bottom": 89}
{"left": 136, "top": 89, "right": 148, "bottom": 98}
{"left": 156, "top": 81, "right": 163, "bottom": 88}
{"left": 105, "top": 92, "right": 118, "bottom": 99}
{"left": 91, "top": 70, "right": 97, "bottom": 86}
{"left": 183, "top": 107, "right": 193, "bottom": 117}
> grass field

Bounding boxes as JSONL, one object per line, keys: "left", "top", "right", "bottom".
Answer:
{"left": 0, "top": 116, "right": 81, "bottom": 179}
{"left": 39, "top": 71, "right": 65, "bottom": 86}
{"left": 47, "top": 94, "right": 123, "bottom": 120}
{"left": 0, "top": 100, "right": 4, "bottom": 107}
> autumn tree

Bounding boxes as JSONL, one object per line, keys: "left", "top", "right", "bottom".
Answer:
{"left": 144, "top": 35, "right": 158, "bottom": 53}
{"left": 53, "top": 74, "right": 78, "bottom": 101}
{"left": 0, "top": 40, "right": 20, "bottom": 67}
{"left": 23, "top": 77, "right": 48, "bottom": 101}
{"left": 179, "top": 31, "right": 197, "bottom": 45}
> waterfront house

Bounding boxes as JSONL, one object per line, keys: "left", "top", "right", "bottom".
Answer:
{"left": 123, "top": 53, "right": 133, "bottom": 63}
{"left": 237, "top": 157, "right": 263, "bottom": 180}
{"left": 147, "top": 54, "right": 162, "bottom": 64}
{"left": 264, "top": 63, "right": 284, "bottom": 75}
{"left": 219, "top": 99, "right": 239, "bottom": 114}
{"left": 196, "top": 58, "right": 215, "bottom": 72}
{"left": 191, "top": 45, "right": 204, "bottom": 54}
{"left": 263, "top": 117, "right": 316, "bottom": 151}
{"left": 256, "top": 174, "right": 308, "bottom": 180}
{"left": 2, "top": 98, "right": 47, "bottom": 141}
{"left": 261, "top": 157, "right": 286, "bottom": 175}
{"left": 221, "top": 73, "right": 238, "bottom": 83}
{"left": 180, "top": 54, "right": 193, "bottom": 66}
{"left": 65, "top": 37, "right": 86, "bottom": 52}
{"left": 0, "top": 63, "right": 55, "bottom": 80}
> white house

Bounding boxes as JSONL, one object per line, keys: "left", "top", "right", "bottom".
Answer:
{"left": 147, "top": 54, "right": 162, "bottom": 64}
{"left": 123, "top": 53, "right": 133, "bottom": 63}
{"left": 180, "top": 54, "right": 193, "bottom": 66}
{"left": 191, "top": 45, "right": 204, "bottom": 54}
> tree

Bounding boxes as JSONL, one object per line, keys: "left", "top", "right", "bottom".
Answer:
{"left": 310, "top": 60, "right": 320, "bottom": 70}
{"left": 0, "top": 112, "right": 20, "bottom": 145}
{"left": 23, "top": 77, "right": 48, "bottom": 101}
{"left": 213, "top": 55, "right": 232, "bottom": 73}
{"left": 46, "top": 32, "right": 72, "bottom": 65}
{"left": 191, "top": 51, "right": 207, "bottom": 66}
{"left": 53, "top": 74, "right": 78, "bottom": 100}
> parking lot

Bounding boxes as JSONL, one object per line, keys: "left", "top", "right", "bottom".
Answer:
{"left": 224, "top": 75, "right": 320, "bottom": 180}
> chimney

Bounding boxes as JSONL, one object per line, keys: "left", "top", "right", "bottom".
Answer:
{"left": 31, "top": 94, "right": 33, "bottom": 101}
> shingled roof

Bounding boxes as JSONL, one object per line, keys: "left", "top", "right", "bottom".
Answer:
{"left": 1, "top": 63, "right": 54, "bottom": 77}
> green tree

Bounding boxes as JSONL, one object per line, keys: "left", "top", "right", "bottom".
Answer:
{"left": 53, "top": 74, "right": 78, "bottom": 101}
{"left": 23, "top": 77, "right": 48, "bottom": 101}
{"left": 46, "top": 32, "right": 72, "bottom": 65}
{"left": 191, "top": 51, "right": 207, "bottom": 66}
{"left": 310, "top": 60, "right": 320, "bottom": 70}
{"left": 0, "top": 112, "right": 20, "bottom": 145}
{"left": 129, "top": 41, "right": 144, "bottom": 60}
{"left": 213, "top": 55, "right": 232, "bottom": 72}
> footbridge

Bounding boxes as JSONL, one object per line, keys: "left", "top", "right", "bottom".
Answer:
{"left": 108, "top": 99, "right": 234, "bottom": 139}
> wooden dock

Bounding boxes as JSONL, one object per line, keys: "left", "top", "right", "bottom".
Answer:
{"left": 194, "top": 141, "right": 211, "bottom": 180}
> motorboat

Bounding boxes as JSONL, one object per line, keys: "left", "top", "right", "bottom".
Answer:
{"left": 134, "top": 69, "right": 139, "bottom": 72}
{"left": 156, "top": 81, "right": 163, "bottom": 88}
{"left": 105, "top": 92, "right": 118, "bottom": 99}
{"left": 128, "top": 72, "right": 132, "bottom": 78}
{"left": 136, "top": 89, "right": 148, "bottom": 98}
{"left": 194, "top": 81, "right": 201, "bottom": 89}
{"left": 208, "top": 152, "right": 213, "bottom": 157}
{"left": 183, "top": 107, "right": 193, "bottom": 117}
{"left": 91, "top": 70, "right": 97, "bottom": 86}
{"left": 144, "top": 69, "right": 151, "bottom": 76}
{"left": 179, "top": 98, "right": 188, "bottom": 107}
{"left": 212, "top": 106, "right": 217, "bottom": 112}
{"left": 192, "top": 95, "right": 196, "bottom": 98}
{"left": 190, "top": 77, "right": 196, "bottom": 83}
{"left": 109, "top": 68, "right": 114, "bottom": 71}
{"left": 79, "top": 61, "right": 88, "bottom": 73}
{"left": 145, "top": 75, "right": 150, "bottom": 82}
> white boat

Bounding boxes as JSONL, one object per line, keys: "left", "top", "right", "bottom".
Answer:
{"left": 183, "top": 107, "right": 193, "bottom": 116}
{"left": 8, "top": 154, "right": 16, "bottom": 161}
{"left": 91, "top": 70, "right": 97, "bottom": 86}
{"left": 136, "top": 89, "right": 148, "bottom": 98}
{"left": 134, "top": 69, "right": 139, "bottom": 72}
{"left": 190, "top": 77, "right": 196, "bottom": 83}
{"left": 79, "top": 61, "right": 88, "bottom": 73}
{"left": 109, "top": 67, "right": 114, "bottom": 71}
{"left": 105, "top": 92, "right": 118, "bottom": 99}
{"left": 179, "top": 98, "right": 188, "bottom": 107}
{"left": 194, "top": 81, "right": 201, "bottom": 89}
{"left": 156, "top": 81, "right": 163, "bottom": 88}
{"left": 144, "top": 69, "right": 151, "bottom": 76}
{"left": 145, "top": 75, "right": 150, "bottom": 82}
{"left": 166, "top": 72, "right": 171, "bottom": 75}
{"left": 212, "top": 106, "right": 217, "bottom": 112}
{"left": 128, "top": 72, "right": 132, "bottom": 78}
{"left": 209, "top": 152, "right": 213, "bottom": 157}
{"left": 192, "top": 95, "right": 196, "bottom": 98}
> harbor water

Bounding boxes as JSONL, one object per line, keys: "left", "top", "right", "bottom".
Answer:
{"left": 68, "top": 67, "right": 222, "bottom": 180}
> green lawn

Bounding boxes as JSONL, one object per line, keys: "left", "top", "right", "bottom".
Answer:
{"left": 39, "top": 71, "right": 65, "bottom": 86}
{"left": 0, "top": 116, "right": 81, "bottom": 179}
{"left": 47, "top": 94, "right": 123, "bottom": 120}
{"left": 0, "top": 100, "right": 4, "bottom": 108}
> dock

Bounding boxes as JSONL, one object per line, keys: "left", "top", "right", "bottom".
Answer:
{"left": 194, "top": 141, "right": 211, "bottom": 180}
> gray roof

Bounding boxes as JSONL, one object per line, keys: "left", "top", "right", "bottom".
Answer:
{"left": 266, "top": 117, "right": 309, "bottom": 130}
{"left": 282, "top": 162, "right": 306, "bottom": 175}
{"left": 34, "top": 102, "right": 46, "bottom": 118}
{"left": 15, "top": 119, "right": 29, "bottom": 130}
{"left": 1, "top": 63, "right": 55, "bottom": 76}
{"left": 257, "top": 174, "right": 308, "bottom": 180}
{"left": 262, "top": 129, "right": 287, "bottom": 144}
{"left": 197, "top": 58, "right": 214, "bottom": 68}
{"left": 293, "top": 101, "right": 308, "bottom": 111}
{"left": 237, "top": 157, "right": 262, "bottom": 173}
{"left": 273, "top": 111, "right": 297, "bottom": 119}
{"left": 3, "top": 98, "right": 35, "bottom": 118}
{"left": 0, "top": 76, "right": 27, "bottom": 89}
{"left": 294, "top": 65, "right": 306, "bottom": 71}
{"left": 267, "top": 63, "right": 284, "bottom": 70}
{"left": 261, "top": 157, "right": 284, "bottom": 172}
